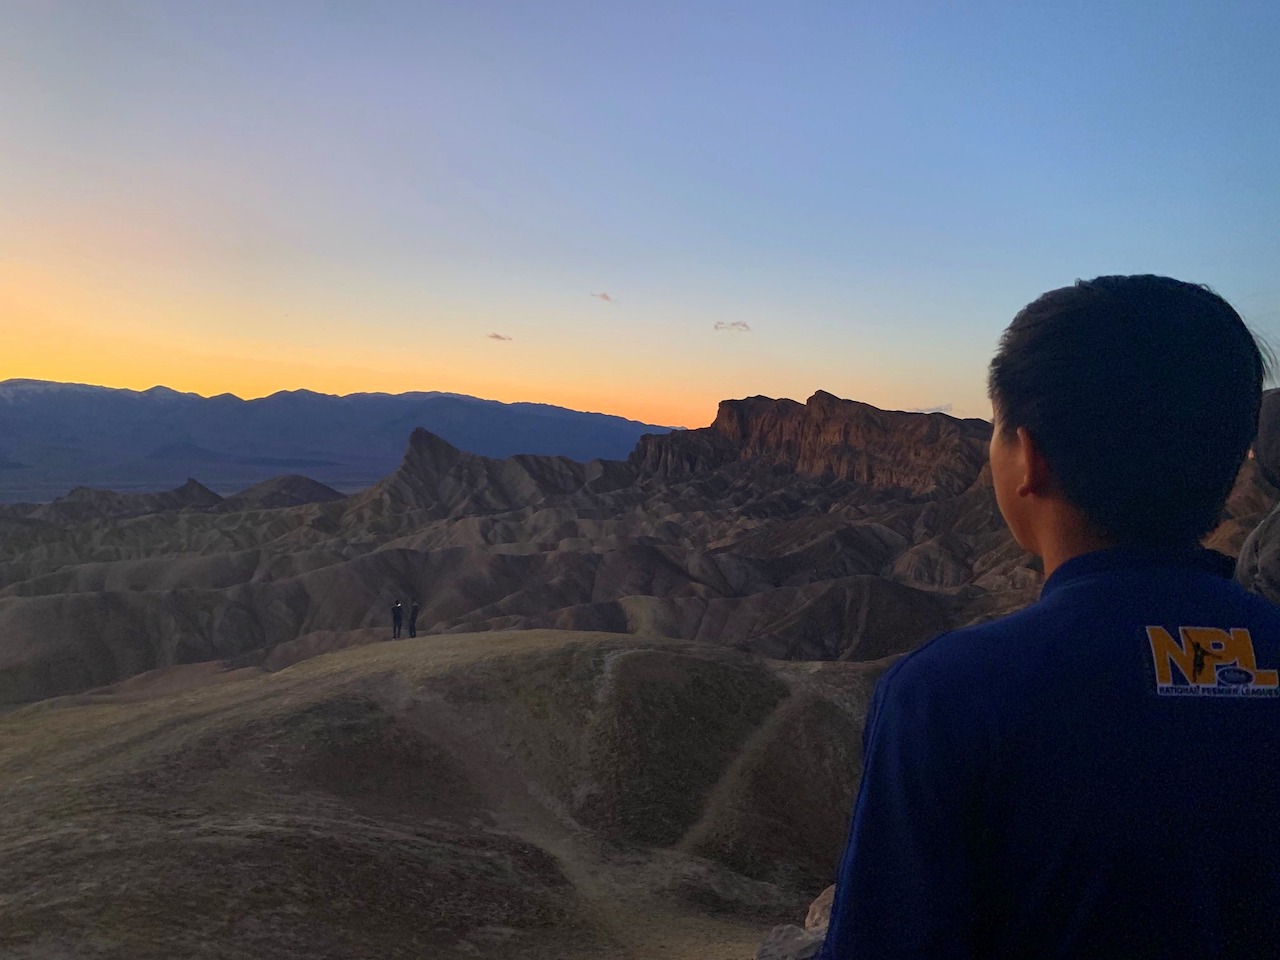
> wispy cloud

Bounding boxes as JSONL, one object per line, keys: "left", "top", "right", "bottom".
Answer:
{"left": 487, "top": 332, "right": 513, "bottom": 341}
{"left": 910, "top": 402, "right": 953, "bottom": 414}
{"left": 591, "top": 292, "right": 615, "bottom": 303}
{"left": 713, "top": 321, "right": 751, "bottom": 333}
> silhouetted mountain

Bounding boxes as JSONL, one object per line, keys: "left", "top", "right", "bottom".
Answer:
{"left": 0, "top": 379, "right": 677, "bottom": 502}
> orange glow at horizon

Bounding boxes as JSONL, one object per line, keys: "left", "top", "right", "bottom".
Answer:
{"left": 3, "top": 247, "right": 958, "bottom": 432}
{"left": 1, "top": 265, "right": 721, "bottom": 429}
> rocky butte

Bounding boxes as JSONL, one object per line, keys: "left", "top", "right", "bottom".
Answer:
{"left": 0, "top": 390, "right": 1272, "bottom": 959}
{"left": 633, "top": 390, "right": 992, "bottom": 497}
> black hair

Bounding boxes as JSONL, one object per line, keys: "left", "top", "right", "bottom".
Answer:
{"left": 988, "top": 275, "right": 1265, "bottom": 547}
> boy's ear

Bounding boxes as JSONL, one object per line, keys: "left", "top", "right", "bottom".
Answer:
{"left": 1016, "top": 427, "right": 1053, "bottom": 497}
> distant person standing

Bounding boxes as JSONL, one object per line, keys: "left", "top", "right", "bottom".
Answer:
{"left": 408, "top": 600, "right": 420, "bottom": 638}
{"left": 391, "top": 600, "right": 403, "bottom": 639}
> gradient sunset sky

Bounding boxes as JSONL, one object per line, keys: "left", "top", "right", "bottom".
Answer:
{"left": 3, "top": 1, "right": 1278, "bottom": 428}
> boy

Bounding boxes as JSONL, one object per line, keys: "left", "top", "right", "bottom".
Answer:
{"left": 822, "top": 275, "right": 1278, "bottom": 958}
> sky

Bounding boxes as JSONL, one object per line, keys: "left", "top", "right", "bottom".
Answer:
{"left": 2, "top": 0, "right": 1278, "bottom": 429}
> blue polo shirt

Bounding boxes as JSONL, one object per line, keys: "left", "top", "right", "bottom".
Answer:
{"left": 821, "top": 547, "right": 1280, "bottom": 959}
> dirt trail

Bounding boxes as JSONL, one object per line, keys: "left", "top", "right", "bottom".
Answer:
{"left": 405, "top": 691, "right": 763, "bottom": 959}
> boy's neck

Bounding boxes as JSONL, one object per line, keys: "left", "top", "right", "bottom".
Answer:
{"left": 1031, "top": 502, "right": 1116, "bottom": 579}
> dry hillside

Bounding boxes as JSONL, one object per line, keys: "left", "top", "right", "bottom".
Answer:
{"left": 0, "top": 631, "right": 883, "bottom": 959}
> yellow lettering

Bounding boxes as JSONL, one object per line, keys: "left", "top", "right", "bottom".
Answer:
{"left": 1148, "top": 626, "right": 1280, "bottom": 689}
{"left": 1147, "top": 626, "right": 1196, "bottom": 686}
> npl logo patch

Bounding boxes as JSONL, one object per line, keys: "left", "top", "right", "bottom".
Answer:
{"left": 1146, "top": 626, "right": 1280, "bottom": 698}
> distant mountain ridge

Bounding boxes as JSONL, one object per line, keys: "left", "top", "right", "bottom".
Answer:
{"left": 0, "top": 379, "right": 678, "bottom": 502}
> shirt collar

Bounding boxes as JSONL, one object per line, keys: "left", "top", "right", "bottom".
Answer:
{"left": 1040, "top": 545, "right": 1236, "bottom": 600}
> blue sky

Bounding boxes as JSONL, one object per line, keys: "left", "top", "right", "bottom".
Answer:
{"left": 2, "top": 0, "right": 1277, "bottom": 426}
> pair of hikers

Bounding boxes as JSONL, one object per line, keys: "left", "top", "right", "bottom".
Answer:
{"left": 390, "top": 600, "right": 419, "bottom": 639}
{"left": 822, "top": 275, "right": 1280, "bottom": 958}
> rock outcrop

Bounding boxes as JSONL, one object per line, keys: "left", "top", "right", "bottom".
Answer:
{"left": 346, "top": 427, "right": 637, "bottom": 521}
{"left": 632, "top": 391, "right": 991, "bottom": 497}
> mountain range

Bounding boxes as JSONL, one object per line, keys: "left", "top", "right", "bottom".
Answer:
{"left": 0, "top": 379, "right": 678, "bottom": 502}
{"left": 2, "top": 389, "right": 1270, "bottom": 707}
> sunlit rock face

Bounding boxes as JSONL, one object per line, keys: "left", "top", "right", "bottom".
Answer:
{"left": 633, "top": 391, "right": 992, "bottom": 497}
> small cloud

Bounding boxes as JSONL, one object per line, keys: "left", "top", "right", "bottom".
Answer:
{"left": 713, "top": 321, "right": 752, "bottom": 333}
{"left": 910, "top": 402, "right": 954, "bottom": 414}
{"left": 591, "top": 292, "right": 616, "bottom": 303}
{"left": 487, "top": 333, "right": 513, "bottom": 341}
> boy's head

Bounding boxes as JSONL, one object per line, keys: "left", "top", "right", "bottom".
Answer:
{"left": 988, "top": 275, "right": 1265, "bottom": 551}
